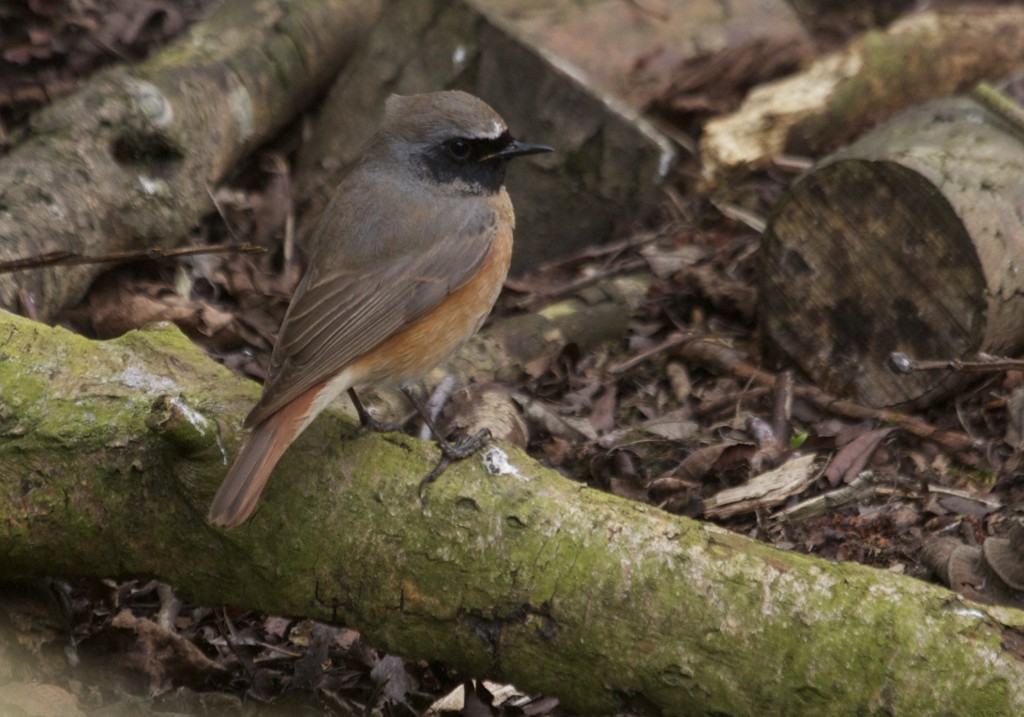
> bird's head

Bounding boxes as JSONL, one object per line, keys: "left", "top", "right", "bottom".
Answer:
{"left": 376, "top": 90, "right": 552, "bottom": 195}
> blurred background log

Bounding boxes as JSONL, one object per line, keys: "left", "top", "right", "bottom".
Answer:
{"left": 701, "top": 6, "right": 1024, "bottom": 189}
{"left": 0, "top": 0, "right": 381, "bottom": 322}
{"left": 293, "top": 0, "right": 676, "bottom": 274}
{"left": 759, "top": 93, "right": 1024, "bottom": 407}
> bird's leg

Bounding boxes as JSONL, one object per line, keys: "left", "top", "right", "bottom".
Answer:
{"left": 400, "top": 386, "right": 491, "bottom": 494}
{"left": 347, "top": 387, "right": 405, "bottom": 433}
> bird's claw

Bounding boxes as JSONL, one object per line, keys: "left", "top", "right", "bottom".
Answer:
{"left": 417, "top": 428, "right": 492, "bottom": 497}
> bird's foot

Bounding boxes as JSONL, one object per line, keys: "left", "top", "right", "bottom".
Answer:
{"left": 356, "top": 414, "right": 406, "bottom": 435}
{"left": 417, "top": 428, "right": 492, "bottom": 496}
{"left": 345, "top": 387, "right": 405, "bottom": 437}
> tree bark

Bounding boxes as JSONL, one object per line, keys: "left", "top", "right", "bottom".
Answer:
{"left": 760, "top": 94, "right": 1024, "bottom": 407}
{"left": 1, "top": 310, "right": 1023, "bottom": 715}
{"left": 0, "top": 0, "right": 381, "bottom": 322}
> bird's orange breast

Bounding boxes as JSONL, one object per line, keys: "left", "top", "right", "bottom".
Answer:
{"left": 348, "top": 196, "right": 514, "bottom": 386}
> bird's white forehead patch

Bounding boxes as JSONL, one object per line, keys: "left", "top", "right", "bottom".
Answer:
{"left": 482, "top": 119, "right": 505, "bottom": 139}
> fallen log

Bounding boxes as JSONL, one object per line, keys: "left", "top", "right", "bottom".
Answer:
{"left": 702, "top": 6, "right": 1024, "bottom": 187}
{"left": 0, "top": 0, "right": 381, "bottom": 322}
{"left": 2, "top": 310, "right": 1024, "bottom": 715}
{"left": 760, "top": 92, "right": 1024, "bottom": 407}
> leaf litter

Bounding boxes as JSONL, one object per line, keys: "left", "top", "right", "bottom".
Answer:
{"left": 5, "top": 0, "right": 1024, "bottom": 713}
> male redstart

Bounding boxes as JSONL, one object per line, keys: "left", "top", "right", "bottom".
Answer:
{"left": 208, "top": 90, "right": 552, "bottom": 528}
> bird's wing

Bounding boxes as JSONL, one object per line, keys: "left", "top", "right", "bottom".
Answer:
{"left": 244, "top": 183, "right": 498, "bottom": 427}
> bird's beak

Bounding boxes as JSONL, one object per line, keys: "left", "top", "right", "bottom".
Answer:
{"left": 485, "top": 139, "right": 554, "bottom": 161}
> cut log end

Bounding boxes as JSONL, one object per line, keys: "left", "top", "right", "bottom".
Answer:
{"left": 760, "top": 158, "right": 986, "bottom": 407}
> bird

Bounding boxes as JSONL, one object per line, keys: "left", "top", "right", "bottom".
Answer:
{"left": 208, "top": 90, "right": 552, "bottom": 528}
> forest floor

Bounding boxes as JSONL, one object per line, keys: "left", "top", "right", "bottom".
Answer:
{"left": 2, "top": 0, "right": 1021, "bottom": 715}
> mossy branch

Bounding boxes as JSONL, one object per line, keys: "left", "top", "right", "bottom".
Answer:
{"left": 1, "top": 309, "right": 1023, "bottom": 715}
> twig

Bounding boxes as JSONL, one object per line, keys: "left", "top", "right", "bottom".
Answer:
{"left": 253, "top": 641, "right": 304, "bottom": 659}
{"left": 693, "top": 386, "right": 771, "bottom": 417}
{"left": 0, "top": 243, "right": 265, "bottom": 273}
{"left": 205, "top": 182, "right": 242, "bottom": 244}
{"left": 972, "top": 81, "right": 1024, "bottom": 142}
{"left": 608, "top": 331, "right": 699, "bottom": 375}
{"left": 504, "top": 229, "right": 671, "bottom": 299}
{"left": 515, "top": 257, "right": 648, "bottom": 300}
{"left": 709, "top": 198, "right": 767, "bottom": 234}
{"left": 677, "top": 339, "right": 982, "bottom": 464}
{"left": 771, "top": 471, "right": 881, "bottom": 524}
{"left": 771, "top": 371, "right": 794, "bottom": 447}
{"left": 890, "top": 351, "right": 1024, "bottom": 374}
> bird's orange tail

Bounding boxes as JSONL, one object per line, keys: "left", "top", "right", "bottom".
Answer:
{"left": 208, "top": 387, "right": 319, "bottom": 528}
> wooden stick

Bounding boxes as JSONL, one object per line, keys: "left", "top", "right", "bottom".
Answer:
{"left": 0, "top": 243, "right": 264, "bottom": 273}
{"left": 675, "top": 338, "right": 981, "bottom": 463}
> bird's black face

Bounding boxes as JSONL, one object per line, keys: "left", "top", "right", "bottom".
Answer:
{"left": 418, "top": 131, "right": 551, "bottom": 195}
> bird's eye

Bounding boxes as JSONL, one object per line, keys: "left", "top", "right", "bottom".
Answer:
{"left": 444, "top": 138, "right": 472, "bottom": 161}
